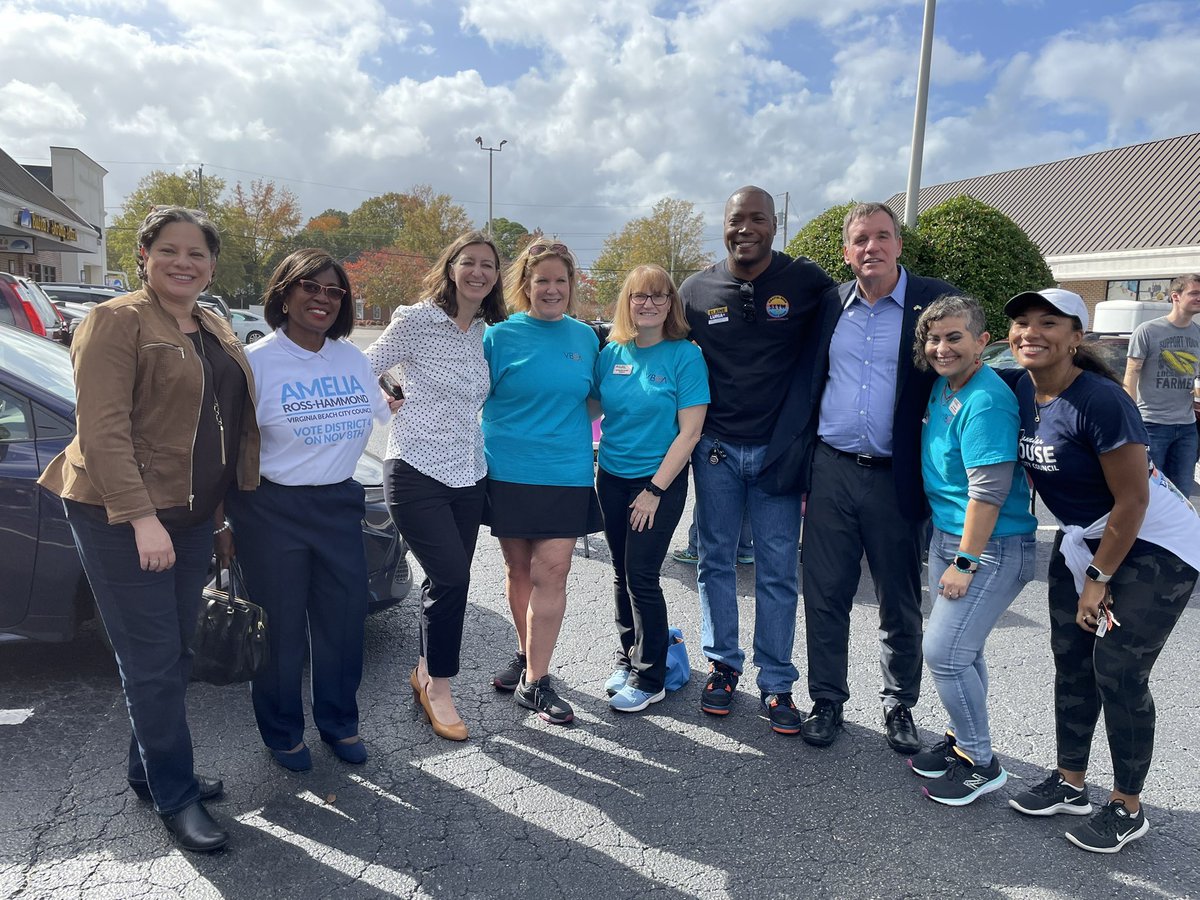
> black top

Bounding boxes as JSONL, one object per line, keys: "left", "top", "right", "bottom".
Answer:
{"left": 159, "top": 328, "right": 247, "bottom": 527}
{"left": 681, "top": 252, "right": 836, "bottom": 444}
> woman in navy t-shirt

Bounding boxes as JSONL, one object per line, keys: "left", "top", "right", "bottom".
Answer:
{"left": 1004, "top": 289, "right": 1199, "bottom": 855}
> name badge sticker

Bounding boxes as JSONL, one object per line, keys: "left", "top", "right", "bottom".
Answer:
{"left": 707, "top": 306, "right": 729, "bottom": 325}
{"left": 612, "top": 364, "right": 633, "bottom": 376}
{"left": 948, "top": 397, "right": 963, "bottom": 415}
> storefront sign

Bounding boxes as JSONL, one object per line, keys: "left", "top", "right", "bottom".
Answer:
{"left": 16, "top": 208, "right": 78, "bottom": 243}
{"left": 0, "top": 236, "right": 34, "bottom": 254}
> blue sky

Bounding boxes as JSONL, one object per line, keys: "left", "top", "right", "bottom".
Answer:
{"left": 2, "top": 0, "right": 1196, "bottom": 267}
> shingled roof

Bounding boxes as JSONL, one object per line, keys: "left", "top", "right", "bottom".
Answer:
{"left": 886, "top": 131, "right": 1200, "bottom": 257}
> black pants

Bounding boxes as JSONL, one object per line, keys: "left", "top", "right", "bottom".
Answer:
{"left": 596, "top": 467, "right": 688, "bottom": 693}
{"left": 1048, "top": 533, "right": 1197, "bottom": 794}
{"left": 801, "top": 442, "right": 925, "bottom": 707}
{"left": 385, "top": 459, "right": 485, "bottom": 678}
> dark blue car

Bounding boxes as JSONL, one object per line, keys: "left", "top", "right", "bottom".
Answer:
{"left": 0, "top": 324, "right": 410, "bottom": 644}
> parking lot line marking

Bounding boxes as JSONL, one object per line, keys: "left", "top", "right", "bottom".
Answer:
{"left": 347, "top": 774, "right": 419, "bottom": 811}
{"left": 0, "top": 708, "right": 33, "bottom": 725}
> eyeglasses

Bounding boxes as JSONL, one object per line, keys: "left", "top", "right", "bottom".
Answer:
{"left": 630, "top": 292, "right": 670, "bottom": 307}
{"left": 296, "top": 279, "right": 348, "bottom": 302}
{"left": 740, "top": 281, "right": 755, "bottom": 322}
{"left": 528, "top": 242, "right": 570, "bottom": 257}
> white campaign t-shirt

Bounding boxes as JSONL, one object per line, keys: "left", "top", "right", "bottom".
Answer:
{"left": 248, "top": 329, "right": 389, "bottom": 486}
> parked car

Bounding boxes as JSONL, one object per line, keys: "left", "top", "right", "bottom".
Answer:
{"left": 40, "top": 284, "right": 128, "bottom": 308}
{"left": 52, "top": 302, "right": 92, "bottom": 345}
{"left": 229, "top": 309, "right": 269, "bottom": 343}
{"left": 41, "top": 281, "right": 128, "bottom": 294}
{"left": 982, "top": 334, "right": 1132, "bottom": 379}
{"left": 0, "top": 324, "right": 411, "bottom": 644}
{"left": 198, "top": 292, "right": 232, "bottom": 320}
{"left": 0, "top": 273, "right": 54, "bottom": 339}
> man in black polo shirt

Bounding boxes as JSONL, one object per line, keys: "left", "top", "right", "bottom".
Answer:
{"left": 680, "top": 185, "right": 838, "bottom": 734}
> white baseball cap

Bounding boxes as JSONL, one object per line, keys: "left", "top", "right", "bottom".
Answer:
{"left": 1004, "top": 288, "right": 1089, "bottom": 332}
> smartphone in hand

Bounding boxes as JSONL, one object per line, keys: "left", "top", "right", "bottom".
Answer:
{"left": 379, "top": 372, "right": 404, "bottom": 400}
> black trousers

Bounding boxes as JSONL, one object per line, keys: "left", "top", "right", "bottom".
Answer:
{"left": 801, "top": 442, "right": 925, "bottom": 708}
{"left": 596, "top": 466, "right": 688, "bottom": 693}
{"left": 385, "top": 459, "right": 485, "bottom": 678}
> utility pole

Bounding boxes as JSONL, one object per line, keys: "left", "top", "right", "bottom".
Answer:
{"left": 781, "top": 191, "right": 790, "bottom": 247}
{"left": 475, "top": 137, "right": 507, "bottom": 237}
{"left": 904, "top": 0, "right": 936, "bottom": 228}
{"left": 197, "top": 163, "right": 205, "bottom": 212}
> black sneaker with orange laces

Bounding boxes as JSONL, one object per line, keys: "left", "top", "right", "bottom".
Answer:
{"left": 700, "top": 661, "right": 739, "bottom": 715}
{"left": 760, "top": 691, "right": 802, "bottom": 735}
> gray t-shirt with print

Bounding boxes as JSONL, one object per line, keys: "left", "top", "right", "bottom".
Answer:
{"left": 1128, "top": 316, "right": 1200, "bottom": 425}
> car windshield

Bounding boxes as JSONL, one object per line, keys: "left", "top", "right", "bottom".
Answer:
{"left": 0, "top": 325, "right": 75, "bottom": 402}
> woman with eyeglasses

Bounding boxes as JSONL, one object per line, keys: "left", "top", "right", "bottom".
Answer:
{"left": 483, "top": 240, "right": 602, "bottom": 725}
{"left": 227, "top": 248, "right": 388, "bottom": 772}
{"left": 594, "top": 265, "right": 708, "bottom": 712}
{"left": 365, "top": 231, "right": 508, "bottom": 742}
{"left": 39, "top": 206, "right": 258, "bottom": 852}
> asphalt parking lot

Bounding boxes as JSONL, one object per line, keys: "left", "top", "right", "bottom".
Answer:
{"left": 0, "top": 327, "right": 1196, "bottom": 899}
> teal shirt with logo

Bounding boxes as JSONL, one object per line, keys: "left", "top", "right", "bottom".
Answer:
{"left": 482, "top": 313, "right": 599, "bottom": 486}
{"left": 595, "top": 339, "right": 709, "bottom": 479}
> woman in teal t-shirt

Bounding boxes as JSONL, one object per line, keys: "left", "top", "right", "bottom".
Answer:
{"left": 594, "top": 264, "right": 708, "bottom": 712}
{"left": 482, "top": 241, "right": 601, "bottom": 726}
{"left": 908, "top": 295, "right": 1036, "bottom": 807}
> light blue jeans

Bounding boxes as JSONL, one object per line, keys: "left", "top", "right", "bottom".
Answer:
{"left": 924, "top": 527, "right": 1036, "bottom": 763}
{"left": 692, "top": 435, "right": 803, "bottom": 693}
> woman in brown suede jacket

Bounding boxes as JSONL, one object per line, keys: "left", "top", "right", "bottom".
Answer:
{"left": 39, "top": 206, "right": 259, "bottom": 854}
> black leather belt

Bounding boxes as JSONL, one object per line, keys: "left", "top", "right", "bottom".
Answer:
{"left": 823, "top": 442, "right": 892, "bottom": 468}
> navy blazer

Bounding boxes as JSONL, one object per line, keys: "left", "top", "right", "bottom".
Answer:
{"left": 774, "top": 267, "right": 957, "bottom": 519}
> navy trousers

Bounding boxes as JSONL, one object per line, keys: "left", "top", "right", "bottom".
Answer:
{"left": 65, "top": 499, "right": 213, "bottom": 815}
{"left": 229, "top": 478, "right": 369, "bottom": 751}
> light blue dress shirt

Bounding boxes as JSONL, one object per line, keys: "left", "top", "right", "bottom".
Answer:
{"left": 817, "top": 267, "right": 908, "bottom": 457}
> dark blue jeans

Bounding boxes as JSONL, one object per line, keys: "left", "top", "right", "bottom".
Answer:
{"left": 1146, "top": 421, "right": 1198, "bottom": 498}
{"left": 65, "top": 499, "right": 213, "bottom": 815}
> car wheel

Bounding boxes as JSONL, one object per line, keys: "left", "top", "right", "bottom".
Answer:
{"left": 245, "top": 330, "right": 265, "bottom": 343}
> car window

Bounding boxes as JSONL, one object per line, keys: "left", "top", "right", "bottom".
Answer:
{"left": 0, "top": 299, "right": 14, "bottom": 327}
{"left": 0, "top": 387, "right": 32, "bottom": 442}
{"left": 0, "top": 327, "right": 75, "bottom": 403}
{"left": 13, "top": 281, "right": 59, "bottom": 330}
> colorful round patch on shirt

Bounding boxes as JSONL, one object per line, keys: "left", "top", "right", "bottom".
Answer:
{"left": 765, "top": 295, "right": 789, "bottom": 319}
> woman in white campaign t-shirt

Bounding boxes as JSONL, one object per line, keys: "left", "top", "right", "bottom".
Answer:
{"left": 228, "top": 248, "right": 387, "bottom": 773}
{"left": 365, "top": 231, "right": 508, "bottom": 742}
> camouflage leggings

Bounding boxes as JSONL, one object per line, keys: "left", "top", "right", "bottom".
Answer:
{"left": 1048, "top": 533, "right": 1197, "bottom": 795}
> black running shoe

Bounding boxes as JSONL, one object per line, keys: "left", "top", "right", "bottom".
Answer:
{"left": 1008, "top": 770, "right": 1093, "bottom": 817}
{"left": 909, "top": 731, "right": 957, "bottom": 778}
{"left": 1065, "top": 800, "right": 1149, "bottom": 854}
{"left": 921, "top": 748, "right": 1007, "bottom": 806}
{"left": 515, "top": 674, "right": 574, "bottom": 725}
{"left": 760, "top": 692, "right": 802, "bottom": 735}
{"left": 699, "top": 662, "right": 739, "bottom": 715}
{"left": 493, "top": 652, "right": 526, "bottom": 692}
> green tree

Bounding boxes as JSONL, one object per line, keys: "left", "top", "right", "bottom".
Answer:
{"left": 225, "top": 179, "right": 302, "bottom": 305}
{"left": 490, "top": 217, "right": 530, "bottom": 261}
{"left": 591, "top": 198, "right": 712, "bottom": 313}
{"left": 347, "top": 193, "right": 407, "bottom": 249}
{"left": 785, "top": 201, "right": 935, "bottom": 284}
{"left": 917, "top": 195, "right": 1054, "bottom": 339}
{"left": 393, "top": 184, "right": 473, "bottom": 256}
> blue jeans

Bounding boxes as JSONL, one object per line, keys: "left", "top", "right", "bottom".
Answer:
{"left": 65, "top": 500, "right": 214, "bottom": 815}
{"left": 686, "top": 509, "right": 752, "bottom": 558}
{"left": 924, "top": 527, "right": 1036, "bottom": 763}
{"left": 692, "top": 435, "right": 802, "bottom": 693}
{"left": 1146, "top": 421, "right": 1198, "bottom": 497}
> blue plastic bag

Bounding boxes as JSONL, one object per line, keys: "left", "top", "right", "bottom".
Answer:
{"left": 665, "top": 627, "right": 690, "bottom": 692}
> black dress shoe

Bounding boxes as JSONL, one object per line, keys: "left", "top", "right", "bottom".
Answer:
{"left": 130, "top": 775, "right": 224, "bottom": 804}
{"left": 800, "top": 699, "right": 843, "bottom": 747}
{"left": 884, "top": 703, "right": 921, "bottom": 755}
{"left": 159, "top": 801, "right": 228, "bottom": 852}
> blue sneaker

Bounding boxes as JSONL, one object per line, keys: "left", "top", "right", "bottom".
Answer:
{"left": 604, "top": 666, "right": 631, "bottom": 697}
{"left": 609, "top": 684, "right": 666, "bottom": 713}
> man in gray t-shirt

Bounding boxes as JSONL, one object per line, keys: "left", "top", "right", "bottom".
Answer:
{"left": 1124, "top": 273, "right": 1200, "bottom": 495}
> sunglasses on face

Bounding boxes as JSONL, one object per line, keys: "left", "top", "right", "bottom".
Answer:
{"left": 296, "top": 279, "right": 348, "bottom": 302}
{"left": 630, "top": 292, "right": 670, "bottom": 307}
{"left": 740, "top": 281, "right": 755, "bottom": 322}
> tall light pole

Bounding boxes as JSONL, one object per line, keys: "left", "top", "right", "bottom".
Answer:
{"left": 475, "top": 136, "right": 507, "bottom": 237}
{"left": 904, "top": 0, "right": 936, "bottom": 228}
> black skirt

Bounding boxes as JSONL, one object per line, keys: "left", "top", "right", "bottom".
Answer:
{"left": 483, "top": 479, "right": 604, "bottom": 539}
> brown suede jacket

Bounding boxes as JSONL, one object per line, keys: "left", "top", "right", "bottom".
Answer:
{"left": 38, "top": 287, "right": 261, "bottom": 524}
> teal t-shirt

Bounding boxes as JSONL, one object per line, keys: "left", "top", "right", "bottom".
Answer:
{"left": 595, "top": 339, "right": 710, "bottom": 479}
{"left": 482, "top": 313, "right": 599, "bottom": 486}
{"left": 921, "top": 364, "right": 1036, "bottom": 538}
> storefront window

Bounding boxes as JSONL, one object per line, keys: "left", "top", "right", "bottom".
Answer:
{"left": 1106, "top": 278, "right": 1172, "bottom": 303}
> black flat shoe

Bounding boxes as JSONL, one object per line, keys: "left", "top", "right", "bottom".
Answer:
{"left": 159, "top": 801, "right": 228, "bottom": 852}
{"left": 884, "top": 703, "right": 921, "bottom": 755}
{"left": 130, "top": 775, "right": 224, "bottom": 804}
{"left": 800, "top": 699, "right": 844, "bottom": 747}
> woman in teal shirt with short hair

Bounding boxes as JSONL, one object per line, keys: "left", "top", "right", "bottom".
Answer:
{"left": 594, "top": 264, "right": 708, "bottom": 712}
{"left": 482, "top": 240, "right": 601, "bottom": 726}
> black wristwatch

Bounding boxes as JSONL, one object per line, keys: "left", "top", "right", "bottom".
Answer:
{"left": 644, "top": 482, "right": 665, "bottom": 497}
{"left": 952, "top": 555, "right": 979, "bottom": 574}
{"left": 1085, "top": 564, "right": 1112, "bottom": 584}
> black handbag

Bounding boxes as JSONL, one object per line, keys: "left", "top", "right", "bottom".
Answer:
{"left": 192, "top": 558, "right": 269, "bottom": 686}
